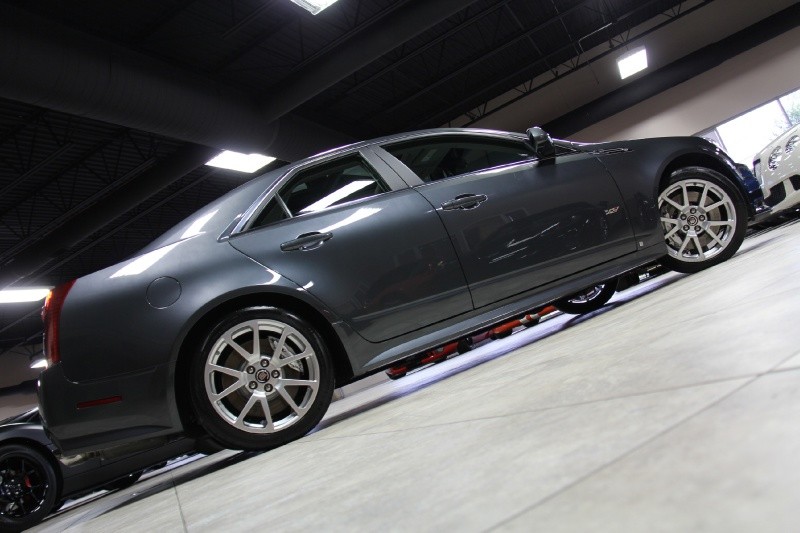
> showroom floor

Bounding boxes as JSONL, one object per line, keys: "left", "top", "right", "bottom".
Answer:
{"left": 34, "top": 220, "right": 800, "bottom": 532}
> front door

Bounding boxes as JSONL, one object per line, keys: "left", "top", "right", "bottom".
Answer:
{"left": 380, "top": 135, "right": 636, "bottom": 309}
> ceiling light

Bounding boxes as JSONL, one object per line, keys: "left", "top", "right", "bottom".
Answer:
{"left": 30, "top": 359, "right": 48, "bottom": 369}
{"left": 617, "top": 46, "right": 648, "bottom": 79}
{"left": 0, "top": 287, "right": 52, "bottom": 304}
{"left": 289, "top": 0, "right": 339, "bottom": 15}
{"left": 206, "top": 150, "right": 276, "bottom": 173}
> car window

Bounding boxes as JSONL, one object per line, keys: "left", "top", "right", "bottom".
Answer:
{"left": 383, "top": 136, "right": 535, "bottom": 182}
{"left": 250, "top": 155, "right": 388, "bottom": 229}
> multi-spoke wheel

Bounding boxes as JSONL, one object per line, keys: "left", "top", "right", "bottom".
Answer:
{"left": 0, "top": 444, "right": 58, "bottom": 531}
{"left": 189, "top": 307, "right": 334, "bottom": 451}
{"left": 553, "top": 278, "right": 618, "bottom": 314}
{"left": 658, "top": 167, "right": 746, "bottom": 273}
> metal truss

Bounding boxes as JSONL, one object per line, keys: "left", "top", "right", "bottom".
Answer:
{"left": 358, "top": 0, "right": 607, "bottom": 124}
{"left": 210, "top": 0, "right": 413, "bottom": 82}
{"left": 441, "top": 0, "right": 713, "bottom": 129}
{"left": 0, "top": 114, "right": 171, "bottom": 267}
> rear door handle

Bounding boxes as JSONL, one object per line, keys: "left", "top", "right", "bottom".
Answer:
{"left": 440, "top": 194, "right": 488, "bottom": 211}
{"left": 280, "top": 232, "right": 333, "bottom": 251}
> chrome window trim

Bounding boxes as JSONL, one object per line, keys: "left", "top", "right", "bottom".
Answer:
{"left": 377, "top": 132, "right": 541, "bottom": 185}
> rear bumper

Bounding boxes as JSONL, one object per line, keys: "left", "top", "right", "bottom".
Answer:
{"left": 38, "top": 362, "right": 181, "bottom": 454}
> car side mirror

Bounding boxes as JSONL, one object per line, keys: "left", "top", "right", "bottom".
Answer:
{"left": 526, "top": 127, "right": 556, "bottom": 159}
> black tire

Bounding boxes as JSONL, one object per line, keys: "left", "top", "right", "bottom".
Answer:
{"left": 189, "top": 307, "right": 335, "bottom": 451}
{"left": 658, "top": 167, "right": 747, "bottom": 273}
{"left": 0, "top": 444, "right": 59, "bottom": 532}
{"left": 102, "top": 471, "right": 142, "bottom": 492}
{"left": 554, "top": 278, "right": 618, "bottom": 314}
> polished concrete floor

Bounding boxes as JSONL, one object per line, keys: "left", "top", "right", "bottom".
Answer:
{"left": 34, "top": 220, "right": 800, "bottom": 532}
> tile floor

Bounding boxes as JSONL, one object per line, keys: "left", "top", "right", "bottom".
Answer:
{"left": 33, "top": 220, "right": 800, "bottom": 532}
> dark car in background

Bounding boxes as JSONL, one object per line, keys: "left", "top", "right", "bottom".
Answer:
{"left": 37, "top": 126, "right": 768, "bottom": 456}
{"left": 0, "top": 408, "right": 195, "bottom": 531}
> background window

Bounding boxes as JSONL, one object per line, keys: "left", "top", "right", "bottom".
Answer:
{"left": 695, "top": 86, "right": 800, "bottom": 166}
{"left": 715, "top": 101, "right": 790, "bottom": 165}
{"left": 779, "top": 89, "right": 800, "bottom": 126}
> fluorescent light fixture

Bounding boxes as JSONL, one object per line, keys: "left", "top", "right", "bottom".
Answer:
{"left": 30, "top": 359, "right": 48, "bottom": 369}
{"left": 206, "top": 150, "right": 276, "bottom": 173}
{"left": 0, "top": 287, "right": 51, "bottom": 304}
{"left": 617, "top": 46, "right": 648, "bottom": 79}
{"left": 289, "top": 0, "right": 339, "bottom": 15}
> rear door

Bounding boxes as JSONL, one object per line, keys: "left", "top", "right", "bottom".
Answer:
{"left": 378, "top": 134, "right": 637, "bottom": 309}
{"left": 229, "top": 150, "right": 472, "bottom": 342}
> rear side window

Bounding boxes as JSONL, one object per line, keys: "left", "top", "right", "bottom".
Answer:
{"left": 383, "top": 137, "right": 535, "bottom": 182}
{"left": 250, "top": 155, "right": 388, "bottom": 229}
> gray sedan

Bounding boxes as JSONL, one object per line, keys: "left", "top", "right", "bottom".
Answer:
{"left": 38, "top": 127, "right": 768, "bottom": 453}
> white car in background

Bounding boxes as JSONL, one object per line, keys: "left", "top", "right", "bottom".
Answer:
{"left": 753, "top": 123, "right": 800, "bottom": 215}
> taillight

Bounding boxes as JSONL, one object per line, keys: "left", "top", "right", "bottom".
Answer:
{"left": 42, "top": 279, "right": 76, "bottom": 366}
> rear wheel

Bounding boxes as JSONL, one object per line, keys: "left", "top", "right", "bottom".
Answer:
{"left": 189, "top": 307, "right": 334, "bottom": 451}
{"left": 553, "top": 278, "right": 618, "bottom": 314}
{"left": 0, "top": 444, "right": 58, "bottom": 532}
{"left": 658, "top": 167, "right": 747, "bottom": 273}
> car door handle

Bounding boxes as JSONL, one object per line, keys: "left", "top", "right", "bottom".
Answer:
{"left": 280, "top": 232, "right": 333, "bottom": 251}
{"left": 440, "top": 194, "right": 488, "bottom": 211}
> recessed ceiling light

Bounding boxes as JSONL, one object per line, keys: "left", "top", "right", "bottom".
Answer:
{"left": 289, "top": 0, "right": 339, "bottom": 15}
{"left": 206, "top": 150, "right": 276, "bottom": 173}
{"left": 0, "top": 287, "right": 52, "bottom": 304}
{"left": 617, "top": 46, "right": 648, "bottom": 79}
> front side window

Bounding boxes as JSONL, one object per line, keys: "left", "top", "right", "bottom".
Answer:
{"left": 250, "top": 155, "right": 388, "bottom": 229}
{"left": 383, "top": 136, "right": 535, "bottom": 182}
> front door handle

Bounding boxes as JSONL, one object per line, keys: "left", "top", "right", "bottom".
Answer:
{"left": 280, "top": 232, "right": 333, "bottom": 251}
{"left": 440, "top": 194, "right": 488, "bottom": 211}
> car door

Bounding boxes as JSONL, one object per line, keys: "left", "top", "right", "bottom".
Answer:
{"left": 377, "top": 134, "right": 637, "bottom": 309}
{"left": 228, "top": 150, "right": 472, "bottom": 342}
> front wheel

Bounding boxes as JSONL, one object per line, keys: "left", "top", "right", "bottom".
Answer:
{"left": 0, "top": 444, "right": 59, "bottom": 532}
{"left": 189, "top": 307, "right": 335, "bottom": 451}
{"left": 658, "top": 167, "right": 747, "bottom": 273}
{"left": 553, "top": 278, "right": 618, "bottom": 314}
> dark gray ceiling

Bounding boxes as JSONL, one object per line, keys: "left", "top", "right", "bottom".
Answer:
{"left": 0, "top": 0, "right": 797, "bottom": 367}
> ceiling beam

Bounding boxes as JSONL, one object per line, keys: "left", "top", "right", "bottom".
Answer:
{"left": 0, "top": 144, "right": 218, "bottom": 289}
{"left": 259, "top": 0, "right": 482, "bottom": 124}
{"left": 0, "top": 3, "right": 350, "bottom": 160}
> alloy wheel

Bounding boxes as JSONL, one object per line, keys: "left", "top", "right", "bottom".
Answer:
{"left": 658, "top": 179, "right": 737, "bottom": 263}
{"left": 0, "top": 456, "right": 49, "bottom": 520}
{"left": 204, "top": 319, "right": 321, "bottom": 434}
